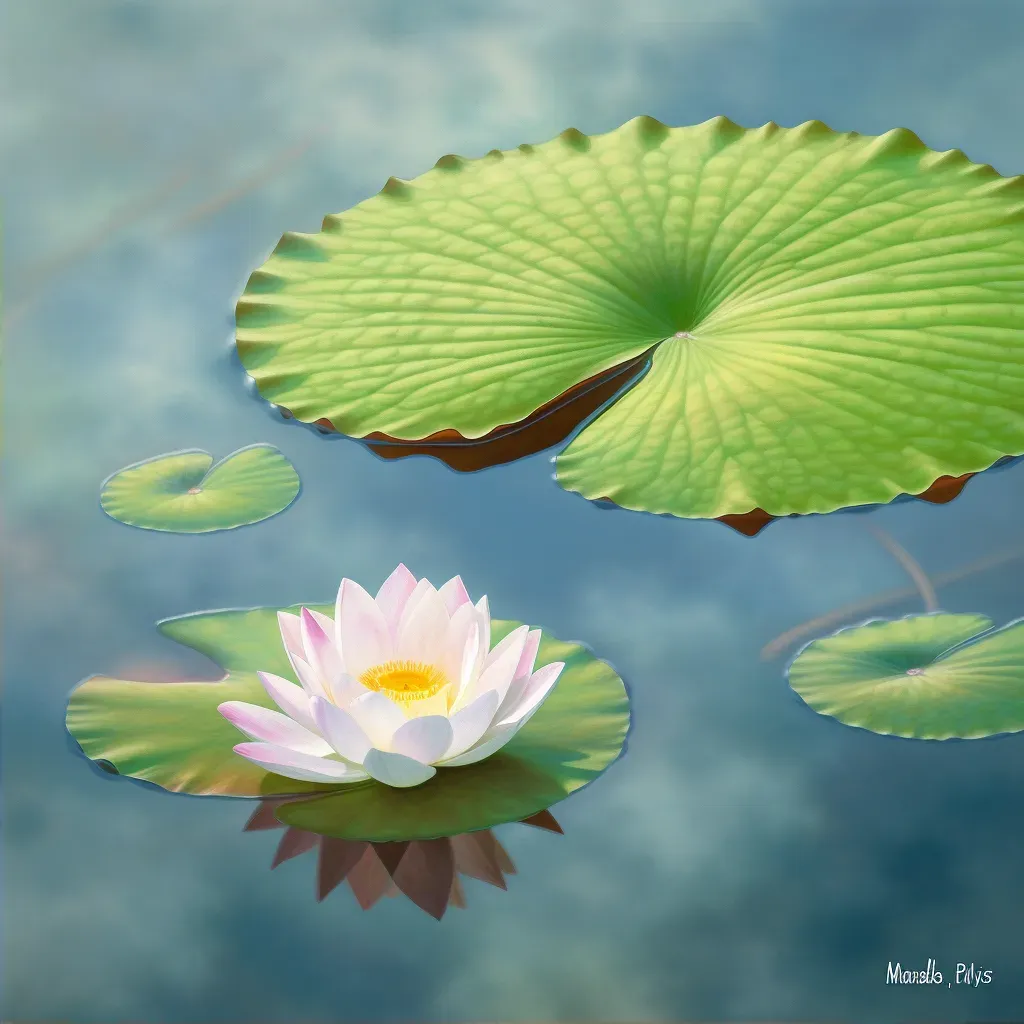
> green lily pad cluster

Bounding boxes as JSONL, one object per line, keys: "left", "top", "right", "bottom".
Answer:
{"left": 100, "top": 445, "right": 300, "bottom": 533}
{"left": 66, "top": 606, "right": 631, "bottom": 841}
{"left": 236, "top": 115, "right": 1024, "bottom": 522}
{"left": 787, "top": 613, "right": 1024, "bottom": 739}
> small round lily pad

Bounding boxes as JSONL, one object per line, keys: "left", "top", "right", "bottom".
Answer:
{"left": 786, "top": 612, "right": 1024, "bottom": 739}
{"left": 99, "top": 444, "right": 300, "bottom": 533}
{"left": 236, "top": 115, "right": 1024, "bottom": 521}
{"left": 65, "top": 605, "right": 631, "bottom": 836}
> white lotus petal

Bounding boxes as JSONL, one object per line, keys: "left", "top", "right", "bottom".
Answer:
{"left": 473, "top": 596, "right": 491, "bottom": 678}
{"left": 256, "top": 671, "right": 318, "bottom": 732}
{"left": 440, "top": 603, "right": 479, "bottom": 699}
{"left": 362, "top": 748, "right": 437, "bottom": 788}
{"left": 300, "top": 607, "right": 346, "bottom": 690}
{"left": 310, "top": 696, "right": 372, "bottom": 764}
{"left": 218, "top": 701, "right": 334, "bottom": 756}
{"left": 375, "top": 563, "right": 419, "bottom": 637}
{"left": 395, "top": 585, "right": 450, "bottom": 664}
{"left": 482, "top": 623, "right": 530, "bottom": 672}
{"left": 234, "top": 742, "right": 368, "bottom": 783}
{"left": 498, "top": 661, "right": 565, "bottom": 726}
{"left": 346, "top": 690, "right": 407, "bottom": 750}
{"left": 495, "top": 676, "right": 527, "bottom": 723}
{"left": 463, "top": 625, "right": 529, "bottom": 709}
{"left": 306, "top": 608, "right": 336, "bottom": 641}
{"left": 390, "top": 715, "right": 453, "bottom": 764}
{"left": 326, "top": 671, "right": 370, "bottom": 708}
{"left": 443, "top": 689, "right": 500, "bottom": 760}
{"left": 514, "top": 629, "right": 542, "bottom": 681}
{"left": 277, "top": 611, "right": 305, "bottom": 661}
{"left": 459, "top": 620, "right": 481, "bottom": 694}
{"left": 288, "top": 652, "right": 329, "bottom": 702}
{"left": 436, "top": 724, "right": 516, "bottom": 767}
{"left": 437, "top": 575, "right": 471, "bottom": 615}
{"left": 395, "top": 577, "right": 437, "bottom": 635}
{"left": 336, "top": 579, "right": 392, "bottom": 677}
{"left": 494, "top": 631, "right": 543, "bottom": 720}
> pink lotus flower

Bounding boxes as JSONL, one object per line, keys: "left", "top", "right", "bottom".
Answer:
{"left": 219, "top": 565, "right": 565, "bottom": 788}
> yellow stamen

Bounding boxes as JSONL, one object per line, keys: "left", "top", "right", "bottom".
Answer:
{"left": 359, "top": 660, "right": 449, "bottom": 703}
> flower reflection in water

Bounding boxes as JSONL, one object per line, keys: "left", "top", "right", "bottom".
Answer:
{"left": 244, "top": 796, "right": 562, "bottom": 919}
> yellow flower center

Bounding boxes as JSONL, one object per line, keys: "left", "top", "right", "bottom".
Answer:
{"left": 358, "top": 660, "right": 449, "bottom": 703}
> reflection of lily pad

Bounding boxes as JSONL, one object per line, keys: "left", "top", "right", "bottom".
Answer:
{"left": 236, "top": 115, "right": 1024, "bottom": 521}
{"left": 100, "top": 445, "right": 300, "bottom": 533}
{"left": 245, "top": 796, "right": 562, "bottom": 917}
{"left": 786, "top": 613, "right": 1024, "bottom": 739}
{"left": 65, "top": 605, "right": 630, "bottom": 820}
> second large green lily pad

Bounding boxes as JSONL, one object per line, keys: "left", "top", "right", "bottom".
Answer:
{"left": 236, "top": 115, "right": 1024, "bottom": 520}
{"left": 65, "top": 604, "right": 630, "bottom": 837}
{"left": 787, "top": 612, "right": 1024, "bottom": 739}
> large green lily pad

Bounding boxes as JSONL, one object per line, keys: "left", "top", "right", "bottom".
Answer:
{"left": 65, "top": 605, "right": 631, "bottom": 824}
{"left": 236, "top": 115, "right": 1024, "bottom": 520}
{"left": 99, "top": 445, "right": 300, "bottom": 533}
{"left": 786, "top": 613, "right": 1024, "bottom": 739}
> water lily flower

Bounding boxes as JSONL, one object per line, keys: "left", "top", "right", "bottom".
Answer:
{"left": 218, "top": 565, "right": 565, "bottom": 788}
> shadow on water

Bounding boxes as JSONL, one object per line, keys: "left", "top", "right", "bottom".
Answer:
{"left": 245, "top": 795, "right": 563, "bottom": 919}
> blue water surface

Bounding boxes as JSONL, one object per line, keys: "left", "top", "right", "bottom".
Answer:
{"left": 4, "top": 2, "right": 1023, "bottom": 1021}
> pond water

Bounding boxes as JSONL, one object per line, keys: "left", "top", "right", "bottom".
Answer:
{"left": 4, "top": 3, "right": 1023, "bottom": 1021}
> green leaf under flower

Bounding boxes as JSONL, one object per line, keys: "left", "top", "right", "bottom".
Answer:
{"left": 65, "top": 605, "right": 630, "bottom": 835}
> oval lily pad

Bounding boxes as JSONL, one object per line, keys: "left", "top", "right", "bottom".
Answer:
{"left": 236, "top": 115, "right": 1024, "bottom": 521}
{"left": 65, "top": 605, "right": 631, "bottom": 826}
{"left": 99, "top": 444, "right": 300, "bottom": 533}
{"left": 786, "top": 612, "right": 1024, "bottom": 739}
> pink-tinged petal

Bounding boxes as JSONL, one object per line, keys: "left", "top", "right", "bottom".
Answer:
{"left": 300, "top": 607, "right": 347, "bottom": 690}
{"left": 443, "top": 689, "right": 500, "bottom": 760}
{"left": 326, "top": 672, "right": 370, "bottom": 708}
{"left": 440, "top": 603, "right": 478, "bottom": 699}
{"left": 306, "top": 608, "right": 336, "bottom": 640}
{"left": 494, "top": 675, "right": 529, "bottom": 723}
{"left": 482, "top": 623, "right": 530, "bottom": 673}
{"left": 336, "top": 579, "right": 392, "bottom": 677}
{"left": 514, "top": 629, "right": 542, "bottom": 681}
{"left": 394, "top": 585, "right": 449, "bottom": 664}
{"left": 277, "top": 611, "right": 305, "bottom": 660}
{"left": 437, "top": 575, "right": 471, "bottom": 615}
{"left": 395, "top": 577, "right": 437, "bottom": 633}
{"left": 390, "top": 716, "right": 454, "bottom": 765}
{"left": 362, "top": 748, "right": 437, "bottom": 788}
{"left": 346, "top": 691, "right": 407, "bottom": 750}
{"left": 458, "top": 620, "right": 481, "bottom": 697}
{"left": 374, "top": 564, "right": 419, "bottom": 637}
{"left": 435, "top": 724, "right": 516, "bottom": 767}
{"left": 498, "top": 661, "right": 565, "bottom": 727}
{"left": 475, "top": 596, "right": 491, "bottom": 668}
{"left": 218, "top": 701, "right": 333, "bottom": 756}
{"left": 461, "top": 625, "right": 528, "bottom": 710}
{"left": 257, "top": 671, "right": 317, "bottom": 732}
{"left": 493, "top": 629, "right": 543, "bottom": 720}
{"left": 288, "top": 652, "right": 329, "bottom": 702}
{"left": 310, "top": 696, "right": 372, "bottom": 764}
{"left": 233, "top": 742, "right": 369, "bottom": 783}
